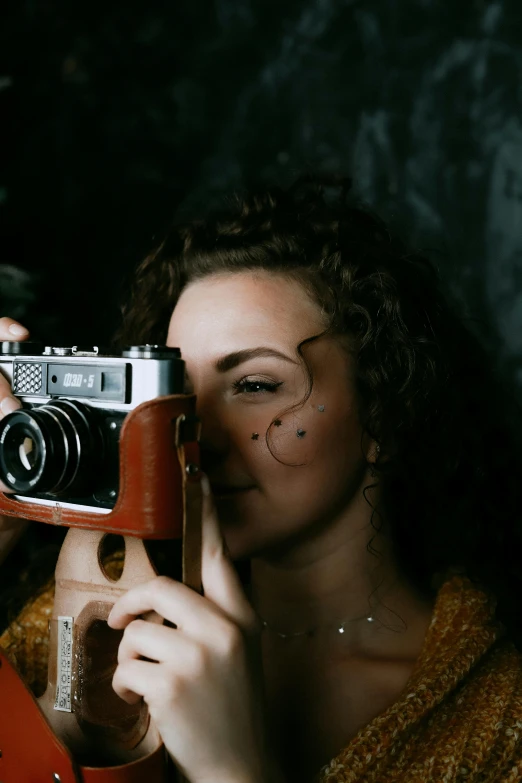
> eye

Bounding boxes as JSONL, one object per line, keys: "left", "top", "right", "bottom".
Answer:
{"left": 233, "top": 378, "right": 283, "bottom": 395}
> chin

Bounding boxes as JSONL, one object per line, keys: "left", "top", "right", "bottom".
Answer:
{"left": 218, "top": 516, "right": 267, "bottom": 561}
{"left": 214, "top": 492, "right": 311, "bottom": 561}
{"left": 220, "top": 517, "right": 302, "bottom": 564}
{"left": 220, "top": 527, "right": 261, "bottom": 562}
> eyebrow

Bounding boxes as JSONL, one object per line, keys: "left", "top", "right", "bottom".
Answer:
{"left": 215, "top": 347, "right": 299, "bottom": 373}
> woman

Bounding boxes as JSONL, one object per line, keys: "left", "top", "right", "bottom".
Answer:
{"left": 1, "top": 177, "right": 522, "bottom": 782}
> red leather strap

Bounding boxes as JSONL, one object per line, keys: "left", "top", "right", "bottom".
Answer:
{"left": 0, "top": 650, "right": 172, "bottom": 782}
{"left": 176, "top": 419, "right": 202, "bottom": 596}
{"left": 0, "top": 648, "right": 80, "bottom": 782}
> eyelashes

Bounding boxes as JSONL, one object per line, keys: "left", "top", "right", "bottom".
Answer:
{"left": 232, "top": 378, "right": 284, "bottom": 396}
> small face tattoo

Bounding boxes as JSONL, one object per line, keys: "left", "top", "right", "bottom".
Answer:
{"left": 273, "top": 419, "right": 282, "bottom": 427}
{"left": 251, "top": 432, "right": 259, "bottom": 440}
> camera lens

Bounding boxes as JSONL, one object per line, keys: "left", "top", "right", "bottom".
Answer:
{"left": 0, "top": 400, "right": 100, "bottom": 495}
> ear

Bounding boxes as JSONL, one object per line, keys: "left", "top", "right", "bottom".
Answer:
{"left": 362, "top": 431, "right": 381, "bottom": 464}
{"left": 368, "top": 441, "right": 381, "bottom": 464}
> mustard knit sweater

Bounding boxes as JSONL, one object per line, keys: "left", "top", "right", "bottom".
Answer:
{"left": 2, "top": 572, "right": 522, "bottom": 782}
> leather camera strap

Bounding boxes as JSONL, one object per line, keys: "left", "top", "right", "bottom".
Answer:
{"left": 0, "top": 648, "right": 170, "bottom": 782}
{"left": 175, "top": 413, "right": 203, "bottom": 596}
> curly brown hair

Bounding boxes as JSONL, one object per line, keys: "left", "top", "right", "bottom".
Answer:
{"left": 115, "top": 175, "right": 522, "bottom": 649}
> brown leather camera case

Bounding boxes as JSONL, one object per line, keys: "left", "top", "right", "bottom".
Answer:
{"left": 0, "top": 394, "right": 202, "bottom": 782}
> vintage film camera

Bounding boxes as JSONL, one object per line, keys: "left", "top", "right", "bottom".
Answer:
{"left": 0, "top": 342, "right": 202, "bottom": 782}
{"left": 0, "top": 342, "right": 185, "bottom": 513}
{"left": 0, "top": 341, "right": 201, "bottom": 538}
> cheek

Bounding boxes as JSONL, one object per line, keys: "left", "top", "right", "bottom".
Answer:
{"left": 216, "top": 400, "right": 366, "bottom": 558}
{"left": 246, "top": 398, "right": 365, "bottom": 497}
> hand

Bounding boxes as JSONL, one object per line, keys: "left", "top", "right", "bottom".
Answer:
{"left": 0, "top": 317, "right": 30, "bottom": 496}
{"left": 108, "top": 475, "right": 281, "bottom": 783}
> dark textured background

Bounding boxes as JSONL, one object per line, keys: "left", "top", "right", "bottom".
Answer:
{"left": 0, "top": 0, "right": 522, "bottom": 378}
{"left": 2, "top": 0, "right": 522, "bottom": 360}
{"left": 1, "top": 0, "right": 522, "bottom": 624}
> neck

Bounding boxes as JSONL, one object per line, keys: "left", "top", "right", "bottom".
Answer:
{"left": 247, "top": 486, "right": 432, "bottom": 652}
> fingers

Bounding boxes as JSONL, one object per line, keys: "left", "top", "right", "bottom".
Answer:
{"left": 112, "top": 658, "right": 159, "bottom": 705}
{"left": 0, "top": 317, "right": 30, "bottom": 342}
{"left": 200, "top": 476, "right": 260, "bottom": 634}
{"left": 0, "top": 481, "right": 15, "bottom": 494}
{"left": 0, "top": 318, "right": 29, "bottom": 422}
{"left": 108, "top": 575, "right": 222, "bottom": 638}
{"left": 117, "top": 618, "right": 195, "bottom": 667}
{"left": 0, "top": 392, "right": 21, "bottom": 419}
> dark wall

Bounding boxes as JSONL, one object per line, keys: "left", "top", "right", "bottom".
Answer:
{"left": 3, "top": 0, "right": 522, "bottom": 379}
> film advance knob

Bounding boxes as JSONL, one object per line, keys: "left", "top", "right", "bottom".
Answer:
{"left": 121, "top": 345, "right": 181, "bottom": 359}
{"left": 0, "top": 341, "right": 44, "bottom": 355}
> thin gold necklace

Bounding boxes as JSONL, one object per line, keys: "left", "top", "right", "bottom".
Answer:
{"left": 256, "top": 610, "right": 381, "bottom": 640}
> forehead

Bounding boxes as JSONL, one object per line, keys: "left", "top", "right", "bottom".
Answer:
{"left": 167, "top": 272, "right": 325, "bottom": 351}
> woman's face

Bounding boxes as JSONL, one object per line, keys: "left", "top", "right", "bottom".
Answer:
{"left": 167, "top": 272, "right": 370, "bottom": 561}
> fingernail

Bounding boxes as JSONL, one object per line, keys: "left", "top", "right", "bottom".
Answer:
{"left": 200, "top": 474, "right": 210, "bottom": 496}
{"left": 8, "top": 324, "right": 29, "bottom": 337}
{"left": 0, "top": 397, "right": 21, "bottom": 415}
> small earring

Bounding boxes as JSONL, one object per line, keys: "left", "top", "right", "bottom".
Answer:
{"left": 317, "top": 405, "right": 325, "bottom": 412}
{"left": 251, "top": 433, "right": 259, "bottom": 440}
{"left": 296, "top": 429, "right": 306, "bottom": 438}
{"left": 369, "top": 445, "right": 380, "bottom": 477}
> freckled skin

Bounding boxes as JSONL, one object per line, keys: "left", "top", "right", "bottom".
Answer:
{"left": 167, "top": 271, "right": 371, "bottom": 563}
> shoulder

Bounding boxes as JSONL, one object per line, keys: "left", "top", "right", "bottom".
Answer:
{"left": 453, "top": 637, "right": 522, "bottom": 775}
{"left": 319, "top": 576, "right": 522, "bottom": 782}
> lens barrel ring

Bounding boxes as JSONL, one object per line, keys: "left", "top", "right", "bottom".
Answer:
{"left": 0, "top": 408, "right": 61, "bottom": 493}
{"left": 0, "top": 399, "right": 100, "bottom": 495}
{"left": 39, "top": 400, "right": 95, "bottom": 493}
